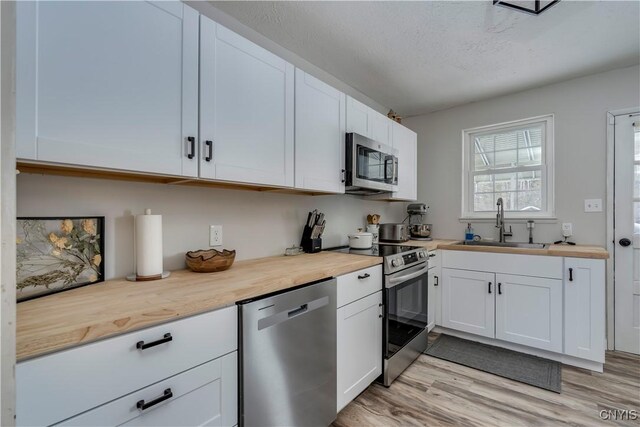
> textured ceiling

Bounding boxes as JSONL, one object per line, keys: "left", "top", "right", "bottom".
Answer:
{"left": 211, "top": 1, "right": 640, "bottom": 116}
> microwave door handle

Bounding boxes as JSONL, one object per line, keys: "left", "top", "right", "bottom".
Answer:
{"left": 388, "top": 265, "right": 430, "bottom": 285}
{"left": 393, "top": 156, "right": 398, "bottom": 184}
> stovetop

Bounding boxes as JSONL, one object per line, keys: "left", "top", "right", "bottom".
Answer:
{"left": 327, "top": 244, "right": 428, "bottom": 274}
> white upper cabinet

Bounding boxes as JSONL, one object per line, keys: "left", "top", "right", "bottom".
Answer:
{"left": 388, "top": 122, "right": 418, "bottom": 201}
{"left": 199, "top": 16, "right": 294, "bottom": 187}
{"left": 294, "top": 69, "right": 346, "bottom": 193}
{"left": 16, "top": 1, "right": 199, "bottom": 177}
{"left": 345, "top": 96, "right": 392, "bottom": 145}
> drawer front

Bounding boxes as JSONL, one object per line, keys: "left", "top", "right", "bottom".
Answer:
{"left": 428, "top": 250, "right": 440, "bottom": 269}
{"left": 17, "top": 306, "right": 237, "bottom": 427}
{"left": 442, "top": 250, "right": 563, "bottom": 279}
{"left": 60, "top": 352, "right": 237, "bottom": 427}
{"left": 337, "top": 265, "right": 383, "bottom": 308}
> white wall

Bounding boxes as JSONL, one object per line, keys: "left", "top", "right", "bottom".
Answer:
{"left": 405, "top": 65, "right": 640, "bottom": 245}
{"left": 17, "top": 174, "right": 405, "bottom": 279}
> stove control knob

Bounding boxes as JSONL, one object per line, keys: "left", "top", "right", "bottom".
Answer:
{"left": 418, "top": 251, "right": 426, "bottom": 259}
{"left": 391, "top": 258, "right": 403, "bottom": 267}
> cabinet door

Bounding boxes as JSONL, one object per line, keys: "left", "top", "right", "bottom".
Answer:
{"left": 337, "top": 291, "right": 382, "bottom": 413}
{"left": 294, "top": 69, "right": 346, "bottom": 193}
{"left": 564, "top": 258, "right": 605, "bottom": 362}
{"left": 389, "top": 122, "right": 417, "bottom": 201}
{"left": 495, "top": 274, "right": 563, "bottom": 352}
{"left": 61, "top": 353, "right": 237, "bottom": 427}
{"left": 370, "top": 111, "right": 392, "bottom": 146}
{"left": 200, "top": 17, "right": 294, "bottom": 187}
{"left": 427, "top": 268, "right": 437, "bottom": 331}
{"left": 346, "top": 96, "right": 371, "bottom": 138}
{"left": 16, "top": 1, "right": 199, "bottom": 177}
{"left": 441, "top": 269, "right": 495, "bottom": 338}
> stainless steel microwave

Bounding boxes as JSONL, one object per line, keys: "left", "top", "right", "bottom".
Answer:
{"left": 345, "top": 133, "right": 399, "bottom": 194}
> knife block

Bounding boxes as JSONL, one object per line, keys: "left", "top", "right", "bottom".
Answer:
{"left": 300, "top": 224, "right": 322, "bottom": 253}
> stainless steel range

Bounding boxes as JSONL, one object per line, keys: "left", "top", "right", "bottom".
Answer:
{"left": 329, "top": 244, "right": 429, "bottom": 386}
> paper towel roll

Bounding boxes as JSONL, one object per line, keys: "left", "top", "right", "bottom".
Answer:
{"left": 135, "top": 209, "right": 163, "bottom": 279}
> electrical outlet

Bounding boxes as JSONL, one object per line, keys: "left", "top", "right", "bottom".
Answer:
{"left": 209, "top": 225, "right": 223, "bottom": 247}
{"left": 562, "top": 223, "right": 573, "bottom": 238}
{"left": 584, "top": 199, "right": 603, "bottom": 212}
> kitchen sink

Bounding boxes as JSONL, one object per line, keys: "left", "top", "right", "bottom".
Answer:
{"left": 455, "top": 241, "right": 549, "bottom": 249}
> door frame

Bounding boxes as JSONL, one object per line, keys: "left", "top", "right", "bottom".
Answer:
{"left": 606, "top": 107, "right": 640, "bottom": 351}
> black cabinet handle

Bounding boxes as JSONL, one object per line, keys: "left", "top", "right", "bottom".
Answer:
{"left": 205, "top": 140, "right": 213, "bottom": 162}
{"left": 341, "top": 169, "right": 346, "bottom": 184}
{"left": 619, "top": 238, "right": 631, "bottom": 247}
{"left": 137, "top": 388, "right": 173, "bottom": 411}
{"left": 434, "top": 275, "right": 439, "bottom": 286}
{"left": 358, "top": 273, "right": 370, "bottom": 280}
{"left": 136, "top": 333, "right": 172, "bottom": 350}
{"left": 488, "top": 282, "right": 492, "bottom": 294}
{"left": 429, "top": 253, "right": 436, "bottom": 258}
{"left": 498, "top": 283, "right": 502, "bottom": 295}
{"left": 187, "top": 136, "right": 195, "bottom": 159}
{"left": 569, "top": 268, "right": 573, "bottom": 282}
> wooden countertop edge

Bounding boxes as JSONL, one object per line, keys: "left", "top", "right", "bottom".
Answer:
{"left": 435, "top": 242, "right": 609, "bottom": 259}
{"left": 16, "top": 253, "right": 382, "bottom": 361}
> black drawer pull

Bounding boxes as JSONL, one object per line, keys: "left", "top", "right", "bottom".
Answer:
{"left": 205, "top": 140, "right": 213, "bottom": 162}
{"left": 569, "top": 267, "right": 573, "bottom": 282}
{"left": 434, "top": 275, "right": 439, "bottom": 286}
{"left": 137, "top": 388, "right": 173, "bottom": 411}
{"left": 498, "top": 283, "right": 502, "bottom": 295}
{"left": 137, "top": 333, "right": 172, "bottom": 350}
{"left": 429, "top": 253, "right": 436, "bottom": 258}
{"left": 187, "top": 136, "right": 195, "bottom": 159}
{"left": 358, "top": 273, "right": 370, "bottom": 280}
{"left": 341, "top": 169, "right": 346, "bottom": 184}
{"left": 488, "top": 282, "right": 492, "bottom": 294}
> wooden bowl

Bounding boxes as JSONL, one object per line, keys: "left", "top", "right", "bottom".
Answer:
{"left": 185, "top": 249, "right": 236, "bottom": 273}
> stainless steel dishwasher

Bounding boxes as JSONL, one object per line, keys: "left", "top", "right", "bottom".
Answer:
{"left": 238, "top": 278, "right": 337, "bottom": 427}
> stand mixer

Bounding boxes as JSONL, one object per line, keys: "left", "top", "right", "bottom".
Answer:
{"left": 406, "top": 203, "right": 432, "bottom": 240}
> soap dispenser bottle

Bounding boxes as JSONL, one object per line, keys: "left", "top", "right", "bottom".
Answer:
{"left": 465, "top": 223, "right": 474, "bottom": 241}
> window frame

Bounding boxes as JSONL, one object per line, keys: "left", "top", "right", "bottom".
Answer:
{"left": 461, "top": 114, "right": 555, "bottom": 220}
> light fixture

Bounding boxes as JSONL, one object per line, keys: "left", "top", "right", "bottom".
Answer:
{"left": 493, "top": 0, "right": 560, "bottom": 15}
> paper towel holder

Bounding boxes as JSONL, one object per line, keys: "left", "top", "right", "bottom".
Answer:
{"left": 127, "top": 208, "right": 171, "bottom": 282}
{"left": 126, "top": 271, "right": 171, "bottom": 282}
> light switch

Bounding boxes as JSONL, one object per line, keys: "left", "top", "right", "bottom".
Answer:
{"left": 584, "top": 199, "right": 602, "bottom": 212}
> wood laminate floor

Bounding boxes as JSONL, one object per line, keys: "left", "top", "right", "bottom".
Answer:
{"left": 335, "top": 335, "right": 640, "bottom": 426}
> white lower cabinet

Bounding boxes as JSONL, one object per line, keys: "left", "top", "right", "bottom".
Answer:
{"left": 495, "top": 274, "right": 563, "bottom": 352}
{"left": 17, "top": 306, "right": 238, "bottom": 427}
{"left": 441, "top": 268, "right": 495, "bottom": 338}
{"left": 564, "top": 258, "right": 606, "bottom": 363}
{"left": 61, "top": 352, "right": 237, "bottom": 427}
{"left": 337, "top": 291, "right": 382, "bottom": 413}
{"left": 427, "top": 268, "right": 437, "bottom": 331}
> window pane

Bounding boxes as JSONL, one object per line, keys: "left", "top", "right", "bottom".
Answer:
{"left": 495, "top": 192, "right": 515, "bottom": 211}
{"left": 518, "top": 170, "right": 542, "bottom": 191}
{"left": 475, "top": 136, "right": 494, "bottom": 153}
{"left": 474, "top": 174, "right": 494, "bottom": 193}
{"left": 517, "top": 191, "right": 542, "bottom": 211}
{"left": 635, "top": 131, "right": 640, "bottom": 161}
{"left": 494, "top": 150, "right": 518, "bottom": 169}
{"left": 517, "top": 126, "right": 543, "bottom": 148}
{"left": 474, "top": 153, "right": 493, "bottom": 171}
{"left": 518, "top": 146, "right": 541, "bottom": 167}
{"left": 635, "top": 165, "right": 640, "bottom": 199}
{"left": 494, "top": 172, "right": 517, "bottom": 192}
{"left": 474, "top": 193, "right": 495, "bottom": 212}
{"left": 635, "top": 202, "right": 640, "bottom": 224}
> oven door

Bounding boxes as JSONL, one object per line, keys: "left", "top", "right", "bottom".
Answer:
{"left": 347, "top": 133, "right": 398, "bottom": 192}
{"left": 384, "top": 263, "right": 429, "bottom": 359}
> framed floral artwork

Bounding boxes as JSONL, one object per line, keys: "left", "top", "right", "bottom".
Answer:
{"left": 16, "top": 217, "right": 105, "bottom": 302}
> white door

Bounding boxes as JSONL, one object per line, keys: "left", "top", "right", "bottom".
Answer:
{"left": 495, "top": 274, "right": 563, "bottom": 352}
{"left": 336, "top": 291, "right": 382, "bottom": 413}
{"left": 565, "top": 258, "right": 606, "bottom": 362}
{"left": 614, "top": 112, "right": 640, "bottom": 354}
{"left": 16, "top": 1, "right": 199, "bottom": 177}
{"left": 199, "top": 17, "right": 294, "bottom": 187}
{"left": 390, "top": 122, "right": 418, "bottom": 201}
{"left": 294, "top": 69, "right": 346, "bottom": 193}
{"left": 441, "top": 268, "right": 495, "bottom": 338}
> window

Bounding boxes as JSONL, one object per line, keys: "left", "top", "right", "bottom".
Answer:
{"left": 462, "top": 115, "right": 554, "bottom": 219}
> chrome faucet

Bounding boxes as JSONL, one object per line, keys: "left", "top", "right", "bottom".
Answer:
{"left": 496, "top": 197, "right": 513, "bottom": 243}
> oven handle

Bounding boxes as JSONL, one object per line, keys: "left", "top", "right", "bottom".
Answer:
{"left": 387, "top": 265, "right": 430, "bottom": 286}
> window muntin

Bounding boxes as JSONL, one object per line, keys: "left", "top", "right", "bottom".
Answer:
{"left": 462, "top": 115, "right": 554, "bottom": 219}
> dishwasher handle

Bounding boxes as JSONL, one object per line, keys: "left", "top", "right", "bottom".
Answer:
{"left": 288, "top": 304, "right": 308, "bottom": 318}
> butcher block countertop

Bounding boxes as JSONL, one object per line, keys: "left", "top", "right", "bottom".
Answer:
{"left": 16, "top": 252, "right": 382, "bottom": 361}
{"left": 388, "top": 239, "right": 608, "bottom": 259}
